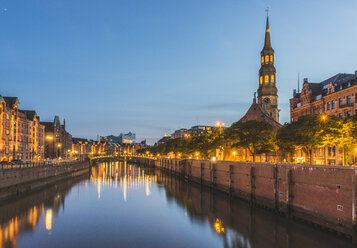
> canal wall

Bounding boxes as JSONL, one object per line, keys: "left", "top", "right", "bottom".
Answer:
{"left": 130, "top": 157, "right": 357, "bottom": 238}
{"left": 0, "top": 161, "right": 89, "bottom": 202}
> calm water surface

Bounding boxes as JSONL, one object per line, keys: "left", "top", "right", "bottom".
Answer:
{"left": 0, "top": 162, "right": 354, "bottom": 248}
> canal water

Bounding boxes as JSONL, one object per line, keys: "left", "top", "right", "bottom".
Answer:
{"left": 0, "top": 162, "right": 354, "bottom": 248}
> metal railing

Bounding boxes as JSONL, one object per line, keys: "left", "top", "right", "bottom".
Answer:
{"left": 0, "top": 160, "right": 84, "bottom": 170}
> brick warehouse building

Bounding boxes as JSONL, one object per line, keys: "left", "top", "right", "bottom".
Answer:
{"left": 41, "top": 116, "right": 72, "bottom": 159}
{"left": 289, "top": 72, "right": 357, "bottom": 165}
{"left": 290, "top": 72, "right": 357, "bottom": 121}
{"left": 0, "top": 95, "right": 45, "bottom": 161}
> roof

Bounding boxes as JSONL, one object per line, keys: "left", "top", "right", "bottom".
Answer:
{"left": 19, "top": 110, "right": 37, "bottom": 121}
{"left": 3, "top": 97, "right": 20, "bottom": 109}
{"left": 240, "top": 98, "right": 282, "bottom": 130}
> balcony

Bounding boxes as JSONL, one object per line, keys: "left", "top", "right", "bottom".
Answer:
{"left": 339, "top": 103, "right": 354, "bottom": 108}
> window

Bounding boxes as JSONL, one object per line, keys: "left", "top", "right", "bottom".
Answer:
{"left": 265, "top": 75, "right": 269, "bottom": 83}
{"left": 327, "top": 102, "right": 330, "bottom": 110}
{"left": 339, "top": 113, "right": 343, "bottom": 119}
{"left": 339, "top": 98, "right": 343, "bottom": 107}
{"left": 265, "top": 55, "right": 269, "bottom": 64}
{"left": 271, "top": 75, "right": 275, "bottom": 83}
{"left": 261, "top": 56, "right": 264, "bottom": 64}
{"left": 331, "top": 100, "right": 335, "bottom": 109}
{"left": 329, "top": 88, "right": 332, "bottom": 94}
{"left": 347, "top": 95, "right": 351, "bottom": 105}
{"left": 347, "top": 111, "right": 351, "bottom": 117}
{"left": 270, "top": 55, "right": 273, "bottom": 63}
{"left": 260, "top": 76, "right": 263, "bottom": 85}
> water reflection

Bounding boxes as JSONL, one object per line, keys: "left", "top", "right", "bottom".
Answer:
{"left": 0, "top": 174, "right": 88, "bottom": 248}
{"left": 0, "top": 163, "right": 354, "bottom": 248}
{"left": 90, "top": 161, "right": 156, "bottom": 202}
{"left": 157, "top": 169, "right": 354, "bottom": 248}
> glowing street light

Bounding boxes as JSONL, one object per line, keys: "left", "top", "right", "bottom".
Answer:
{"left": 215, "top": 121, "right": 225, "bottom": 135}
{"left": 320, "top": 114, "right": 327, "bottom": 122}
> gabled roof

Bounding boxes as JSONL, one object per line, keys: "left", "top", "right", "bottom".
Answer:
{"left": 19, "top": 110, "right": 37, "bottom": 121}
{"left": 3, "top": 97, "right": 20, "bottom": 109}
{"left": 240, "top": 98, "right": 282, "bottom": 130}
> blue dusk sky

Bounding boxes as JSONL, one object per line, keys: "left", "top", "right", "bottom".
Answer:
{"left": 1, "top": 0, "right": 357, "bottom": 144}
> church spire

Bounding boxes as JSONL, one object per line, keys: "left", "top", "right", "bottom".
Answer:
{"left": 257, "top": 9, "right": 279, "bottom": 123}
{"left": 264, "top": 12, "right": 272, "bottom": 49}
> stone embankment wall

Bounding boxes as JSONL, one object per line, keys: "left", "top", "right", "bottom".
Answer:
{"left": 130, "top": 157, "right": 357, "bottom": 238}
{"left": 0, "top": 161, "right": 89, "bottom": 202}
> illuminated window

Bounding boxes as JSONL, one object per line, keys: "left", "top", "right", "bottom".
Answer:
{"left": 265, "top": 55, "right": 269, "bottom": 64}
{"left": 261, "top": 56, "right": 264, "bottom": 64}
{"left": 260, "top": 76, "right": 263, "bottom": 84}
{"left": 270, "top": 55, "right": 273, "bottom": 63}
{"left": 271, "top": 75, "right": 275, "bottom": 83}
{"left": 265, "top": 75, "right": 269, "bottom": 83}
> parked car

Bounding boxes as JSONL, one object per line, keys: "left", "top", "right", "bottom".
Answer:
{"left": 11, "top": 159, "right": 26, "bottom": 165}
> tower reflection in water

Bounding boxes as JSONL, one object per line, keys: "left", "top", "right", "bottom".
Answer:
{"left": 91, "top": 162, "right": 249, "bottom": 248}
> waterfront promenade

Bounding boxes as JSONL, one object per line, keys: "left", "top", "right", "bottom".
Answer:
{"left": 0, "top": 160, "right": 89, "bottom": 202}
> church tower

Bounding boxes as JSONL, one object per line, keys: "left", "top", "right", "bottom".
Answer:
{"left": 257, "top": 11, "right": 279, "bottom": 122}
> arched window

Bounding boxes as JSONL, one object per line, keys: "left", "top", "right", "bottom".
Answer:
{"left": 270, "top": 55, "right": 273, "bottom": 63}
{"left": 260, "top": 76, "right": 263, "bottom": 84}
{"left": 265, "top": 75, "right": 269, "bottom": 83}
{"left": 261, "top": 56, "right": 264, "bottom": 64}
{"left": 271, "top": 75, "right": 275, "bottom": 83}
{"left": 265, "top": 55, "right": 269, "bottom": 64}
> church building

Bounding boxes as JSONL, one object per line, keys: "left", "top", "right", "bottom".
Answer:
{"left": 240, "top": 11, "right": 281, "bottom": 129}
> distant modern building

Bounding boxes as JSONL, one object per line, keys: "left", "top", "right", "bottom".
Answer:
{"left": 101, "top": 132, "right": 136, "bottom": 144}
{"left": 41, "top": 116, "right": 72, "bottom": 159}
{"left": 290, "top": 72, "right": 357, "bottom": 121}
{"left": 171, "top": 128, "right": 189, "bottom": 139}
{"left": 188, "top": 125, "right": 222, "bottom": 137}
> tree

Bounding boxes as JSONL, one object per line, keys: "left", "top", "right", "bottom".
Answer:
{"left": 276, "top": 122, "right": 299, "bottom": 162}
{"left": 229, "top": 120, "right": 275, "bottom": 162}
{"left": 321, "top": 117, "right": 357, "bottom": 166}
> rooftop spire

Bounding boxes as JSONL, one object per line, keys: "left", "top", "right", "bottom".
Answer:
{"left": 263, "top": 8, "right": 272, "bottom": 51}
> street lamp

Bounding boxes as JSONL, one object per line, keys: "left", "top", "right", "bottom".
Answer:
{"left": 320, "top": 114, "right": 327, "bottom": 122}
{"left": 215, "top": 121, "right": 225, "bottom": 135}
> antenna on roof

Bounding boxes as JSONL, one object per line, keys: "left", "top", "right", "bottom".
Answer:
{"left": 298, "top": 73, "right": 300, "bottom": 93}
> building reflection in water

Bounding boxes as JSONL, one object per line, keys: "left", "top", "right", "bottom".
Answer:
{"left": 0, "top": 174, "right": 88, "bottom": 248}
{"left": 156, "top": 168, "right": 354, "bottom": 248}
{"left": 90, "top": 162, "right": 156, "bottom": 202}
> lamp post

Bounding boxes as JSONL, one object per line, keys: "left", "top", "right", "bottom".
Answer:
{"left": 215, "top": 121, "right": 225, "bottom": 135}
{"left": 46, "top": 135, "right": 54, "bottom": 159}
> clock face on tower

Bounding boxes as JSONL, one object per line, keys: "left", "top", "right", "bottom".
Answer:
{"left": 263, "top": 97, "right": 270, "bottom": 104}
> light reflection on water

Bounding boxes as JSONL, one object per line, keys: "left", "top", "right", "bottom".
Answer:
{"left": 0, "top": 162, "right": 354, "bottom": 248}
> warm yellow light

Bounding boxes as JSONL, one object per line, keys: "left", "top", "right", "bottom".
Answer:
{"left": 195, "top": 152, "right": 199, "bottom": 156}
{"left": 45, "top": 209, "right": 53, "bottom": 231}
{"left": 232, "top": 151, "right": 236, "bottom": 156}
{"left": 57, "top": 144, "right": 62, "bottom": 147}
{"left": 321, "top": 115, "right": 327, "bottom": 121}
{"left": 46, "top": 136, "right": 53, "bottom": 140}
{"left": 211, "top": 157, "right": 216, "bottom": 161}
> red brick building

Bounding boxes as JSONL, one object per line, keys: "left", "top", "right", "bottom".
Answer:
{"left": 0, "top": 95, "right": 45, "bottom": 161}
{"left": 41, "top": 116, "right": 72, "bottom": 159}
{"left": 290, "top": 72, "right": 357, "bottom": 121}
